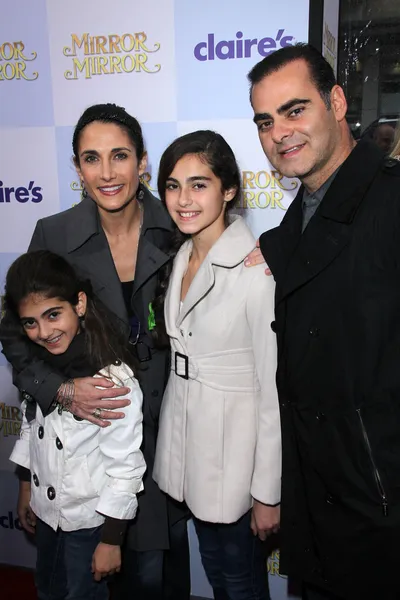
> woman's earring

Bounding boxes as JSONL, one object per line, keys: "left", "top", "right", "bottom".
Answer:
{"left": 80, "top": 182, "right": 88, "bottom": 201}
{"left": 137, "top": 186, "right": 144, "bottom": 201}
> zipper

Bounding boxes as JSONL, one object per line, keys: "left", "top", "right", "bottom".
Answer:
{"left": 356, "top": 409, "right": 389, "bottom": 517}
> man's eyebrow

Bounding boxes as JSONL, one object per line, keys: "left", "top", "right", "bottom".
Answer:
{"left": 277, "top": 98, "right": 311, "bottom": 114}
{"left": 253, "top": 99, "right": 311, "bottom": 124}
{"left": 253, "top": 112, "right": 272, "bottom": 124}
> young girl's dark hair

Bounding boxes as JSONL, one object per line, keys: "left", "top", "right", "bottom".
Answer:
{"left": 4, "top": 251, "right": 135, "bottom": 372}
{"left": 72, "top": 103, "right": 145, "bottom": 166}
{"left": 152, "top": 130, "right": 242, "bottom": 346}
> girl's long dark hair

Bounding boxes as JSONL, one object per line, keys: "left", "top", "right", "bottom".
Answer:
{"left": 152, "top": 130, "right": 242, "bottom": 346}
{"left": 4, "top": 251, "right": 135, "bottom": 373}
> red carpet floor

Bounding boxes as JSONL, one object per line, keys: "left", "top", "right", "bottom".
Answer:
{"left": 0, "top": 565, "right": 37, "bottom": 600}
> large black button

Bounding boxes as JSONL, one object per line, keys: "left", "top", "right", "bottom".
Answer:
{"left": 270, "top": 321, "right": 277, "bottom": 333}
{"left": 38, "top": 426, "right": 44, "bottom": 439}
{"left": 33, "top": 474, "right": 39, "bottom": 487}
{"left": 47, "top": 487, "right": 56, "bottom": 501}
{"left": 309, "top": 327, "right": 320, "bottom": 337}
{"left": 56, "top": 437, "right": 63, "bottom": 450}
{"left": 114, "top": 359, "right": 121, "bottom": 366}
{"left": 326, "top": 494, "right": 335, "bottom": 505}
{"left": 316, "top": 411, "right": 326, "bottom": 422}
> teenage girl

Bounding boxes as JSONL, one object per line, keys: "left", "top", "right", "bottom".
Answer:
{"left": 153, "top": 130, "right": 281, "bottom": 600}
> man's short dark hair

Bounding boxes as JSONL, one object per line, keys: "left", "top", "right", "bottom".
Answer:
{"left": 248, "top": 43, "right": 337, "bottom": 109}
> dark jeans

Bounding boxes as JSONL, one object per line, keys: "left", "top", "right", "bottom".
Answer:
{"left": 193, "top": 510, "right": 270, "bottom": 600}
{"left": 112, "top": 517, "right": 190, "bottom": 600}
{"left": 35, "top": 518, "right": 108, "bottom": 600}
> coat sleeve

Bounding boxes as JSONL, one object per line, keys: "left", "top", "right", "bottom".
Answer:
{"left": 246, "top": 267, "right": 282, "bottom": 506}
{"left": 0, "top": 220, "right": 65, "bottom": 414}
{"left": 9, "top": 401, "right": 31, "bottom": 471}
{"left": 95, "top": 367, "right": 146, "bottom": 520}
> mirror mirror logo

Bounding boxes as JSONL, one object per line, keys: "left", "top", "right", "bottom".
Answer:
{"left": 0, "top": 181, "right": 43, "bottom": 203}
{"left": 194, "top": 29, "right": 294, "bottom": 61}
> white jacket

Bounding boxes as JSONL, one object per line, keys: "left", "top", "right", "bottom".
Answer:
{"left": 153, "top": 216, "right": 281, "bottom": 524}
{"left": 10, "top": 362, "right": 146, "bottom": 532}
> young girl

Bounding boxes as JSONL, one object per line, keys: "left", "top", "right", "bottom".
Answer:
{"left": 6, "top": 250, "right": 146, "bottom": 600}
{"left": 153, "top": 130, "right": 281, "bottom": 600}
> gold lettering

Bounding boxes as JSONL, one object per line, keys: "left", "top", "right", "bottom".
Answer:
{"left": 255, "top": 171, "right": 271, "bottom": 189}
{"left": 270, "top": 190, "right": 285, "bottom": 209}
{"left": 65, "top": 56, "right": 91, "bottom": 80}
{"left": 242, "top": 191, "right": 256, "bottom": 209}
{"left": 135, "top": 31, "right": 160, "bottom": 53}
{"left": 271, "top": 170, "right": 298, "bottom": 191}
{"left": 254, "top": 191, "right": 271, "bottom": 209}
{"left": 95, "top": 35, "right": 107, "bottom": 54}
{"left": 108, "top": 35, "right": 121, "bottom": 53}
{"left": 11, "top": 406, "right": 22, "bottom": 421}
{"left": 0, "top": 42, "right": 14, "bottom": 60}
{"left": 242, "top": 171, "right": 256, "bottom": 189}
{"left": 135, "top": 53, "right": 160, "bottom": 73}
{"left": 121, "top": 33, "right": 135, "bottom": 53}
{"left": 13, "top": 41, "right": 36, "bottom": 61}
{"left": 109, "top": 55, "right": 122, "bottom": 74}
{"left": 63, "top": 33, "right": 89, "bottom": 57}
{"left": 121, "top": 54, "right": 135, "bottom": 73}
{"left": 97, "top": 56, "right": 109, "bottom": 74}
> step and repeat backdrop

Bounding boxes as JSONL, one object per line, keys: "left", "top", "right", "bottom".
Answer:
{"left": 0, "top": 0, "right": 309, "bottom": 597}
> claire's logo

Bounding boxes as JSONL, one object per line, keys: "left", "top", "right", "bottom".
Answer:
{"left": 0, "top": 180, "right": 43, "bottom": 203}
{"left": 0, "top": 41, "right": 38, "bottom": 80}
{"left": 0, "top": 511, "right": 23, "bottom": 531}
{"left": 194, "top": 30, "right": 294, "bottom": 62}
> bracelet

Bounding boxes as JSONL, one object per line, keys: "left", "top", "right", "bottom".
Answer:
{"left": 55, "top": 379, "right": 75, "bottom": 414}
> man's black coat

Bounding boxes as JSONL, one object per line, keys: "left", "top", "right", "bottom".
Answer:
{"left": 260, "top": 140, "right": 400, "bottom": 599}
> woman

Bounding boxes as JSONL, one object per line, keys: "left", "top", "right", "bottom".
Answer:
{"left": 0, "top": 104, "right": 189, "bottom": 600}
{"left": 153, "top": 130, "right": 281, "bottom": 600}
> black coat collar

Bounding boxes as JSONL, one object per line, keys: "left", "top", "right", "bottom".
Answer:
{"left": 66, "top": 185, "right": 173, "bottom": 253}
{"left": 64, "top": 187, "right": 173, "bottom": 327}
{"left": 260, "top": 139, "right": 385, "bottom": 304}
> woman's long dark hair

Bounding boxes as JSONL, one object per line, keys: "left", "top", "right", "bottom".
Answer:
{"left": 152, "top": 130, "right": 242, "bottom": 346}
{"left": 4, "top": 251, "right": 135, "bottom": 373}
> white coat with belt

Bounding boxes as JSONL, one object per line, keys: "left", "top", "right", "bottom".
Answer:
{"left": 153, "top": 216, "right": 281, "bottom": 523}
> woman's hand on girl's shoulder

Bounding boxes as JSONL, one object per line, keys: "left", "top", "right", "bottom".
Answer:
{"left": 92, "top": 542, "right": 121, "bottom": 581}
{"left": 67, "top": 376, "right": 131, "bottom": 427}
{"left": 244, "top": 239, "right": 271, "bottom": 275}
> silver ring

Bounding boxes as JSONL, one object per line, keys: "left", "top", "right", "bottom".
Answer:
{"left": 92, "top": 407, "right": 102, "bottom": 419}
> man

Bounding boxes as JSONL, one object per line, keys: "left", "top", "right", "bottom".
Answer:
{"left": 371, "top": 122, "right": 395, "bottom": 155}
{"left": 247, "top": 43, "right": 400, "bottom": 600}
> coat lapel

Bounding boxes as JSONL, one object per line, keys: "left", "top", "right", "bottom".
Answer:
{"left": 66, "top": 198, "right": 128, "bottom": 324}
{"left": 261, "top": 140, "right": 385, "bottom": 305}
{"left": 178, "top": 260, "right": 215, "bottom": 327}
{"left": 164, "top": 242, "right": 192, "bottom": 338}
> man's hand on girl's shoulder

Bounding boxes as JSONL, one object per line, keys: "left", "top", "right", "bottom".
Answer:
{"left": 244, "top": 239, "right": 271, "bottom": 275}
